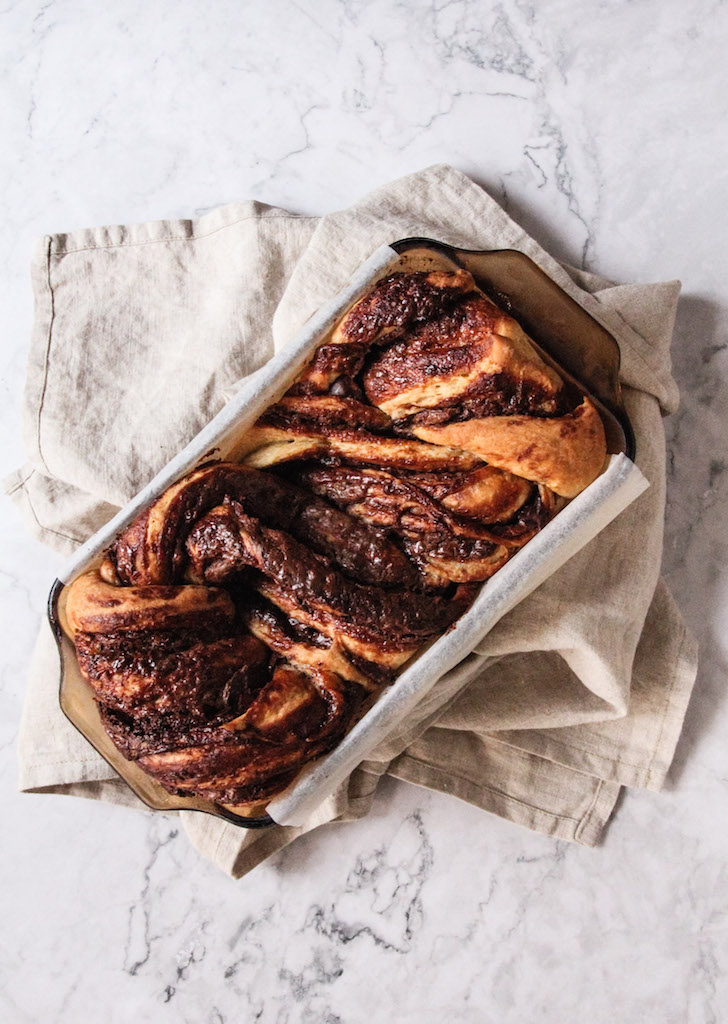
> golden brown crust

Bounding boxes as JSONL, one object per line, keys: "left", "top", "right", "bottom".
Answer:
{"left": 439, "top": 466, "right": 534, "bottom": 521}
{"left": 363, "top": 302, "right": 564, "bottom": 421}
{"left": 244, "top": 598, "right": 378, "bottom": 690}
{"left": 242, "top": 427, "right": 484, "bottom": 473}
{"left": 65, "top": 568, "right": 235, "bottom": 637}
{"left": 331, "top": 268, "right": 475, "bottom": 347}
{"left": 412, "top": 397, "right": 607, "bottom": 498}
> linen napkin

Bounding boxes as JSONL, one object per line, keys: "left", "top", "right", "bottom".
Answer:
{"left": 7, "top": 164, "right": 698, "bottom": 877}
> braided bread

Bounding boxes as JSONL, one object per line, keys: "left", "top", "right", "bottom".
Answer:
{"left": 63, "top": 267, "right": 606, "bottom": 812}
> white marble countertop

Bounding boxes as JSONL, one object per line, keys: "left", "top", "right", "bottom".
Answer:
{"left": 2, "top": 2, "right": 727, "bottom": 1021}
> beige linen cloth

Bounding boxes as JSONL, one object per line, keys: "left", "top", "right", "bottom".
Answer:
{"left": 7, "top": 164, "right": 698, "bottom": 877}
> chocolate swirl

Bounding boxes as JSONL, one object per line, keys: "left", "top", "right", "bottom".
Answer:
{"left": 63, "top": 268, "right": 605, "bottom": 810}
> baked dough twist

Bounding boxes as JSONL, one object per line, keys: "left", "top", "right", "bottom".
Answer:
{"left": 63, "top": 268, "right": 606, "bottom": 810}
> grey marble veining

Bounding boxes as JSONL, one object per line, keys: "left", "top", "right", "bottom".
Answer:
{"left": 1, "top": 1, "right": 727, "bottom": 1022}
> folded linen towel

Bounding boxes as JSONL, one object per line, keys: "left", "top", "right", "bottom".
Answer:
{"left": 7, "top": 164, "right": 698, "bottom": 877}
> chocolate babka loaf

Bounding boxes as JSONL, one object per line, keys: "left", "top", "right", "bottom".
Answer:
{"left": 62, "top": 268, "right": 607, "bottom": 811}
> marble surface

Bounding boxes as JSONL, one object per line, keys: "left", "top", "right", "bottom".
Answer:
{"left": 1, "top": 1, "right": 727, "bottom": 1021}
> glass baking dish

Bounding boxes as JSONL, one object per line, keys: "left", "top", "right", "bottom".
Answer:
{"left": 48, "top": 238, "right": 645, "bottom": 830}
